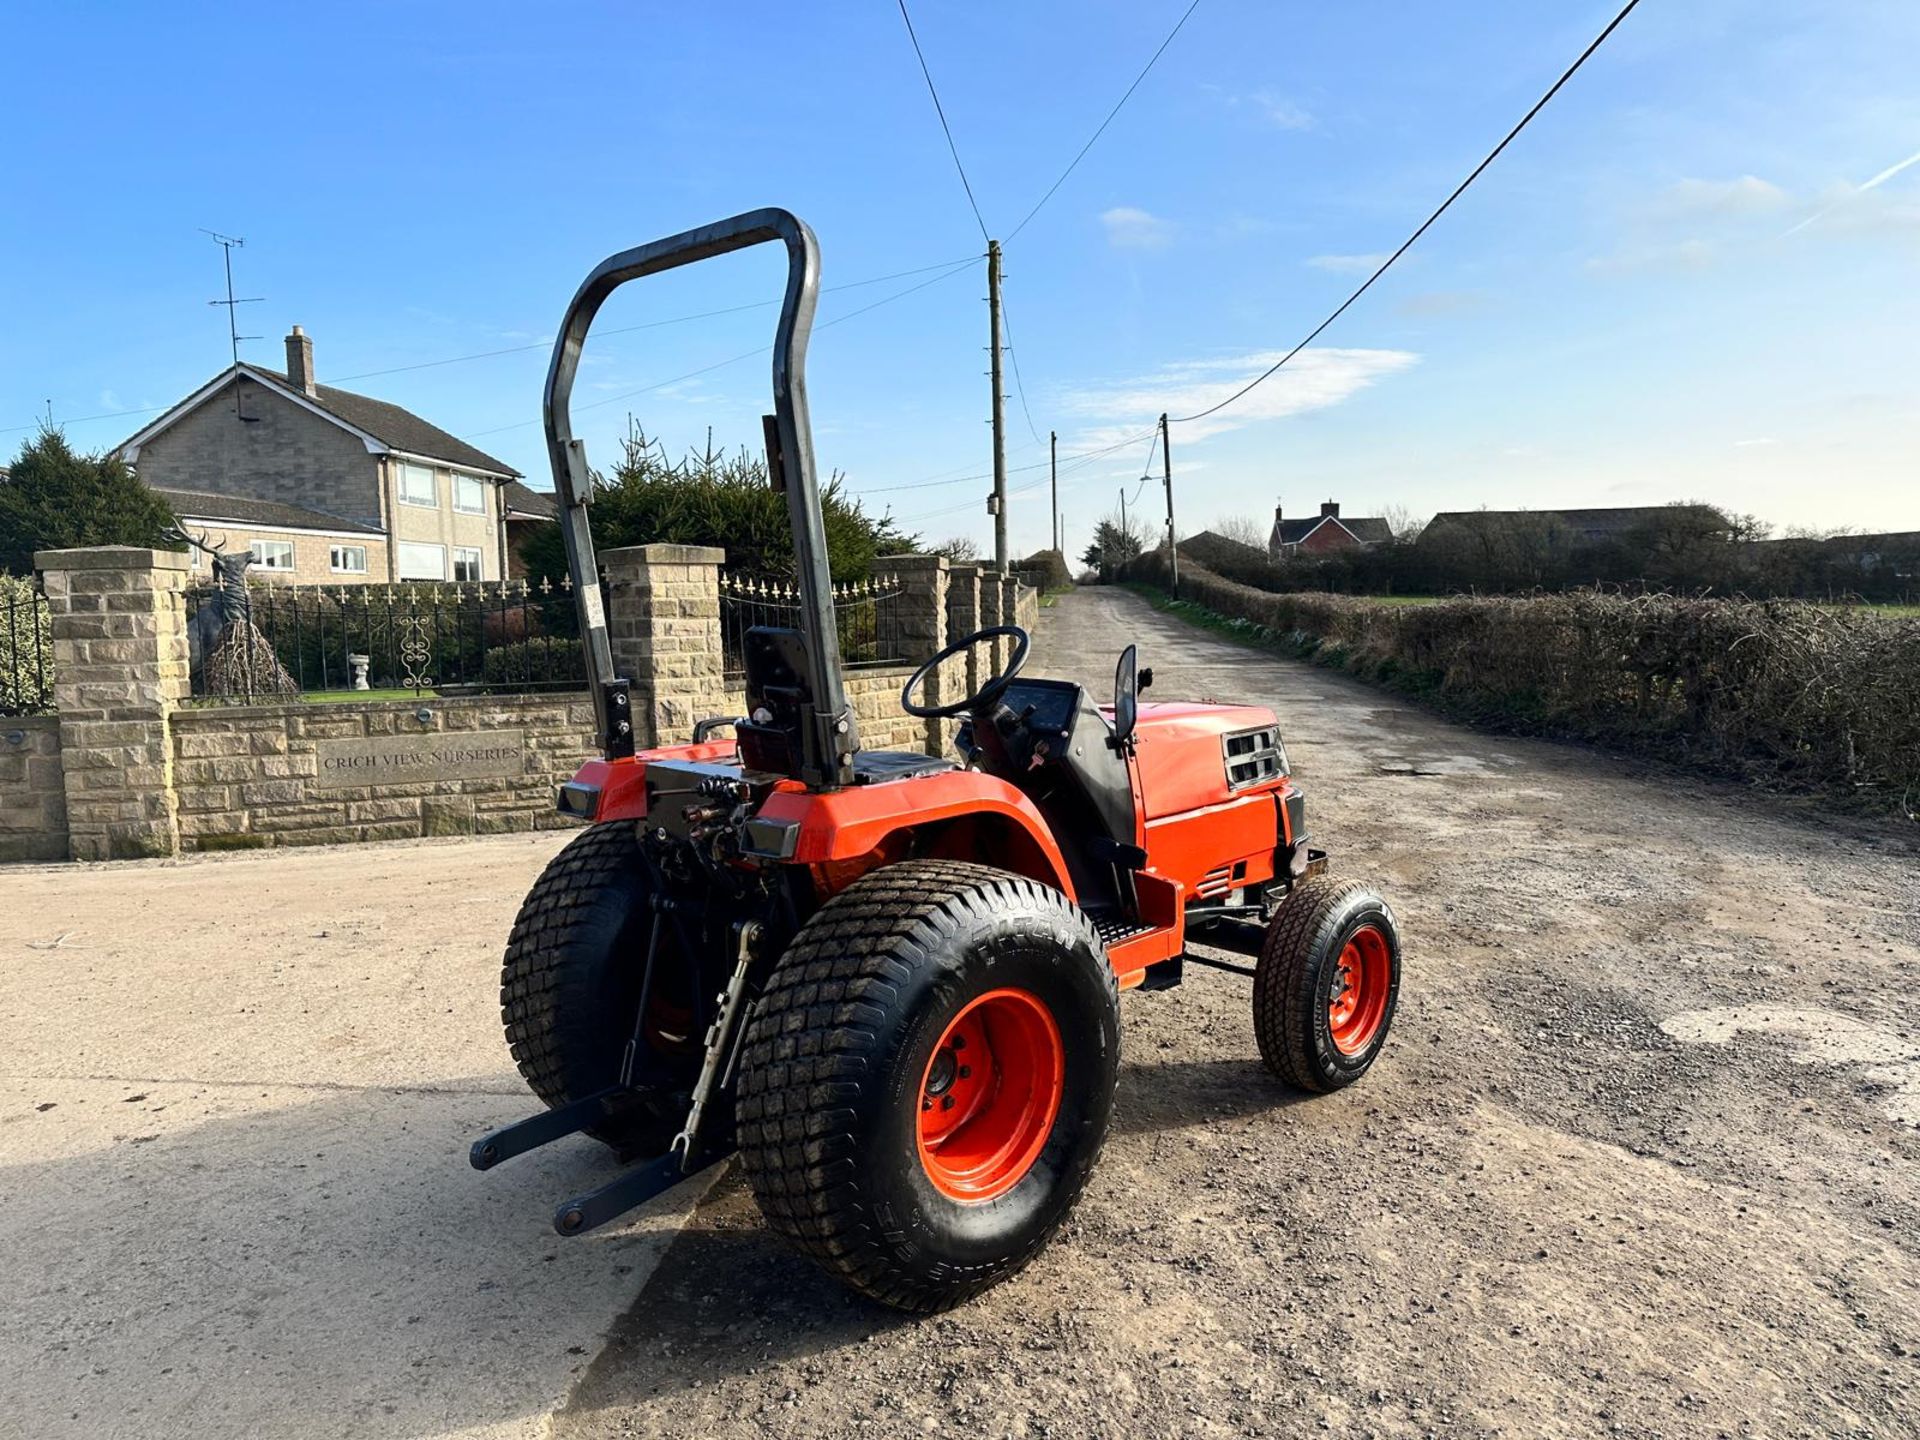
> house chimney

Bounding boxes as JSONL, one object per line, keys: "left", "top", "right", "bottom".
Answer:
{"left": 286, "top": 325, "right": 316, "bottom": 396}
{"left": 1321, "top": 499, "right": 1340, "bottom": 519}
{"left": 1274, "top": 500, "right": 1284, "bottom": 523}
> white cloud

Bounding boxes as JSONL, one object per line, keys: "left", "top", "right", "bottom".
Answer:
{"left": 1659, "top": 175, "right": 1790, "bottom": 217}
{"left": 1307, "top": 253, "right": 1388, "bottom": 274}
{"left": 1061, "top": 346, "right": 1419, "bottom": 447}
{"left": 1247, "top": 89, "right": 1315, "bottom": 130}
{"left": 1100, "top": 207, "right": 1175, "bottom": 251}
{"left": 1586, "top": 238, "right": 1716, "bottom": 274}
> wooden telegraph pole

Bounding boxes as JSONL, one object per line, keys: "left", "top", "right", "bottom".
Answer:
{"left": 987, "top": 240, "right": 1008, "bottom": 571}
{"left": 1160, "top": 412, "right": 1179, "bottom": 597}
{"left": 1050, "top": 429, "right": 1059, "bottom": 554}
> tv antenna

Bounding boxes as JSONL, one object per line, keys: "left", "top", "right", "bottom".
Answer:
{"left": 202, "top": 230, "right": 264, "bottom": 418}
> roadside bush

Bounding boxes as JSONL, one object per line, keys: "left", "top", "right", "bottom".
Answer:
{"left": 1125, "top": 551, "right": 1920, "bottom": 814}
{"left": 480, "top": 639, "right": 587, "bottom": 689}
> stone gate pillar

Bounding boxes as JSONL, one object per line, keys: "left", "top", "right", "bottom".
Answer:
{"left": 879, "top": 553, "right": 948, "bottom": 756}
{"left": 36, "top": 546, "right": 192, "bottom": 860}
{"left": 602, "top": 544, "right": 727, "bottom": 749}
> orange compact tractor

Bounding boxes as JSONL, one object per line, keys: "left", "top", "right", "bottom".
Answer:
{"left": 473, "top": 211, "right": 1402, "bottom": 1311}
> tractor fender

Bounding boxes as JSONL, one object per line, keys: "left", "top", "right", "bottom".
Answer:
{"left": 754, "top": 773, "right": 1075, "bottom": 901}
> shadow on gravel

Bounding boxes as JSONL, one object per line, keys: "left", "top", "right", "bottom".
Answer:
{"left": 557, "top": 1176, "right": 916, "bottom": 1426}
{"left": 1111, "top": 1055, "right": 1311, "bottom": 1135}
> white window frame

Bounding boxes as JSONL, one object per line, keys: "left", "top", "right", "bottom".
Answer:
{"left": 330, "top": 543, "right": 369, "bottom": 574}
{"left": 250, "top": 539, "right": 295, "bottom": 571}
{"left": 397, "top": 541, "right": 447, "bottom": 581}
{"left": 397, "top": 462, "right": 438, "bottom": 509}
{"left": 453, "top": 474, "right": 486, "bottom": 515}
{"left": 452, "top": 546, "right": 484, "bottom": 583}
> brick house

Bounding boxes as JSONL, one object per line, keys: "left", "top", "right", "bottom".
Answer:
{"left": 117, "top": 327, "right": 521, "bottom": 585}
{"left": 501, "top": 481, "right": 559, "bottom": 579}
{"left": 1268, "top": 500, "right": 1392, "bottom": 559}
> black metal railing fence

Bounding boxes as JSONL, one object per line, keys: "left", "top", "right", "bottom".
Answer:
{"left": 184, "top": 577, "right": 589, "bottom": 701}
{"left": 720, "top": 572, "right": 908, "bottom": 680}
{"left": 1, "top": 576, "right": 53, "bottom": 716}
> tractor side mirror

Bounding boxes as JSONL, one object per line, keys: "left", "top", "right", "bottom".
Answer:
{"left": 1113, "top": 644, "right": 1139, "bottom": 745}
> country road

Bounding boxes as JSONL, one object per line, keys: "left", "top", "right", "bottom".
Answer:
{"left": 557, "top": 585, "right": 1919, "bottom": 1440}
{"left": 3, "top": 586, "right": 1914, "bottom": 1440}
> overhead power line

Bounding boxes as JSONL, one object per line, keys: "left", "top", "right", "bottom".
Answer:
{"left": 997, "top": 292, "right": 1044, "bottom": 445}
{"left": 1170, "top": 0, "right": 1643, "bottom": 425}
{"left": 896, "top": 0, "right": 992, "bottom": 243}
{"left": 3, "top": 255, "right": 979, "bottom": 438}
{"left": 1005, "top": 0, "right": 1204, "bottom": 243}
{"left": 466, "top": 254, "right": 982, "bottom": 438}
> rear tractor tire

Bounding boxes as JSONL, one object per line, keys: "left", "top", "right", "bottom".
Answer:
{"left": 499, "top": 823, "right": 690, "bottom": 1155}
{"left": 734, "top": 860, "right": 1120, "bottom": 1313}
{"left": 1253, "top": 874, "right": 1401, "bottom": 1092}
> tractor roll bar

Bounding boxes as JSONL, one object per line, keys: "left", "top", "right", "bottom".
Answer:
{"left": 542, "top": 208, "right": 855, "bottom": 775}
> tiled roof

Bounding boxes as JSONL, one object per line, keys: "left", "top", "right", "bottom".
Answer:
{"left": 1271, "top": 514, "right": 1392, "bottom": 546}
{"left": 1425, "top": 505, "right": 1725, "bottom": 540}
{"left": 151, "top": 486, "right": 384, "bottom": 536}
{"left": 246, "top": 366, "right": 520, "bottom": 477}
{"left": 502, "top": 481, "right": 558, "bottom": 520}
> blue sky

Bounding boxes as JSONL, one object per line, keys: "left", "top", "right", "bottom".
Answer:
{"left": 3, "top": 1, "right": 1916, "bottom": 558}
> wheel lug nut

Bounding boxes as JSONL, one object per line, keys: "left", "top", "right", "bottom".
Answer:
{"left": 957, "top": 1065, "right": 971, "bottom": 1079}
{"left": 951, "top": 1036, "right": 966, "bottom": 1051}
{"left": 941, "top": 1095, "right": 955, "bottom": 1110}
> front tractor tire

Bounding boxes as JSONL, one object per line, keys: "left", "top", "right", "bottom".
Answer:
{"left": 734, "top": 860, "right": 1120, "bottom": 1313}
{"left": 499, "top": 823, "right": 686, "bottom": 1156}
{"left": 1254, "top": 874, "right": 1402, "bottom": 1092}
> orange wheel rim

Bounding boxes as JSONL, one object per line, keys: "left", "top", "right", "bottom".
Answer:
{"left": 1327, "top": 923, "right": 1391, "bottom": 1056}
{"left": 916, "top": 988, "right": 1064, "bottom": 1203}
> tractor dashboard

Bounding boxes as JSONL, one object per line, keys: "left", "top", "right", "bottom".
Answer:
{"left": 998, "top": 679, "right": 1083, "bottom": 735}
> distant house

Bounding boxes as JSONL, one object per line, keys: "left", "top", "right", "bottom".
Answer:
{"left": 1268, "top": 501, "right": 1392, "bottom": 560}
{"left": 1421, "top": 505, "right": 1726, "bottom": 548}
{"left": 117, "top": 326, "right": 521, "bottom": 585}
{"left": 501, "top": 482, "right": 559, "bottom": 579}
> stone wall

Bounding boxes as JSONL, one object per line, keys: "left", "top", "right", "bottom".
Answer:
{"left": 0, "top": 717, "right": 67, "bottom": 862}
{"left": 170, "top": 692, "right": 595, "bottom": 850}
{"left": 7, "top": 544, "right": 1043, "bottom": 863}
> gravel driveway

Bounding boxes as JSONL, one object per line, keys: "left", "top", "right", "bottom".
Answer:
{"left": 5, "top": 587, "right": 1914, "bottom": 1439}
{"left": 556, "top": 586, "right": 1918, "bottom": 1440}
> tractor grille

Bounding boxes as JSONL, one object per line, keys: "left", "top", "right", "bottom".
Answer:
{"left": 1222, "top": 725, "right": 1287, "bottom": 791}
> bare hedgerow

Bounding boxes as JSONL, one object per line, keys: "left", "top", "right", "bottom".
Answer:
{"left": 1124, "top": 553, "right": 1920, "bottom": 814}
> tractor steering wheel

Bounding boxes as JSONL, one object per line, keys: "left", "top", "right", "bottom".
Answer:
{"left": 900, "top": 625, "right": 1031, "bottom": 719}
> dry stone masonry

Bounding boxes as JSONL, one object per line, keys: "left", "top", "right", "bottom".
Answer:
{"left": 7, "top": 544, "right": 1038, "bottom": 861}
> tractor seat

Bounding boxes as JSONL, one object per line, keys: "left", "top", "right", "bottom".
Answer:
{"left": 851, "top": 750, "right": 959, "bottom": 785}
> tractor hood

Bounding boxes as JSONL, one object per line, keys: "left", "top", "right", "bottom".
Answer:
{"left": 1128, "top": 701, "right": 1289, "bottom": 820}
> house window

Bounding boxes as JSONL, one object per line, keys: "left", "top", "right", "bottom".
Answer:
{"left": 452, "top": 546, "right": 483, "bottom": 583}
{"left": 250, "top": 540, "right": 295, "bottom": 571}
{"left": 330, "top": 544, "right": 369, "bottom": 574}
{"left": 453, "top": 474, "right": 486, "bottom": 515}
{"left": 397, "top": 541, "right": 446, "bottom": 580}
{"left": 398, "top": 462, "right": 438, "bottom": 508}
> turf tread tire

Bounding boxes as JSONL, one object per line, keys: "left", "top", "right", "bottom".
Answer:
{"left": 734, "top": 859, "right": 1117, "bottom": 1313}
{"left": 499, "top": 822, "right": 676, "bottom": 1152}
{"left": 1253, "top": 874, "right": 1400, "bottom": 1093}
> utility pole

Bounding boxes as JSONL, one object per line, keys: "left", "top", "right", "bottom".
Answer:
{"left": 1160, "top": 412, "right": 1179, "bottom": 598}
{"left": 1118, "top": 485, "right": 1129, "bottom": 572}
{"left": 986, "top": 239, "right": 1008, "bottom": 571}
{"left": 1049, "top": 430, "right": 1059, "bottom": 554}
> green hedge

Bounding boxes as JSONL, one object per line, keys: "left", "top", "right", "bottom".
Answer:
{"left": 1126, "top": 551, "right": 1920, "bottom": 813}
